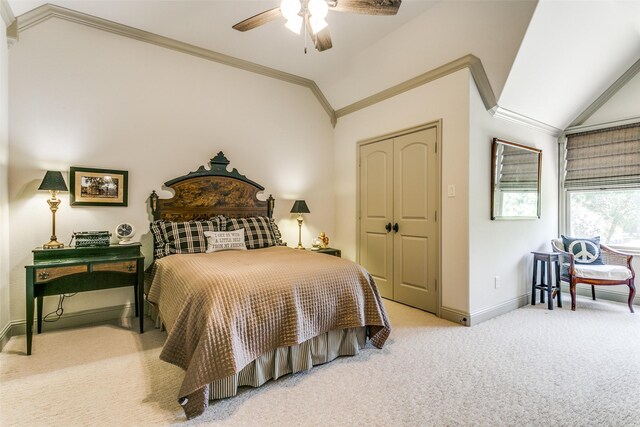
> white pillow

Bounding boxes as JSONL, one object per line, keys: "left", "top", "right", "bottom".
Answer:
{"left": 204, "top": 229, "right": 247, "bottom": 253}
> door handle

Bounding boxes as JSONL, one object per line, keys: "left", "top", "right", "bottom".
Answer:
{"left": 385, "top": 223, "right": 392, "bottom": 233}
{"left": 393, "top": 223, "right": 399, "bottom": 233}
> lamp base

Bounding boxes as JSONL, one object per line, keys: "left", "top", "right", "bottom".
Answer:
{"left": 295, "top": 216, "right": 305, "bottom": 250}
{"left": 43, "top": 239, "right": 64, "bottom": 249}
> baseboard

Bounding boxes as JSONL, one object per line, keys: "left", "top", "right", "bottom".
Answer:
{"left": 560, "top": 283, "right": 639, "bottom": 307}
{"left": 440, "top": 306, "right": 470, "bottom": 326}
{"left": 468, "top": 294, "right": 530, "bottom": 326}
{"left": 5, "top": 303, "right": 137, "bottom": 344}
{"left": 0, "top": 321, "right": 12, "bottom": 352}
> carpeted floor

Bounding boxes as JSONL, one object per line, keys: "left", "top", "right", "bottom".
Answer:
{"left": 1, "top": 296, "right": 639, "bottom": 426}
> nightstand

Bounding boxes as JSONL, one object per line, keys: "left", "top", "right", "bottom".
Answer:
{"left": 312, "top": 247, "right": 341, "bottom": 257}
{"left": 24, "top": 243, "right": 145, "bottom": 355}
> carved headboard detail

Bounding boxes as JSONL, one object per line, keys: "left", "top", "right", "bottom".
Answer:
{"left": 149, "top": 152, "right": 274, "bottom": 222}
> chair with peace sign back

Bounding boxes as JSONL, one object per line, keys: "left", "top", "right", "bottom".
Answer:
{"left": 551, "top": 237, "right": 636, "bottom": 313}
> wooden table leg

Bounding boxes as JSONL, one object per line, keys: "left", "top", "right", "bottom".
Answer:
{"left": 37, "top": 296, "right": 43, "bottom": 334}
{"left": 531, "top": 258, "right": 538, "bottom": 305}
{"left": 540, "top": 261, "right": 546, "bottom": 304}
{"left": 555, "top": 259, "right": 562, "bottom": 308}
{"left": 26, "top": 275, "right": 34, "bottom": 355}
{"left": 546, "top": 261, "right": 553, "bottom": 310}
{"left": 137, "top": 258, "right": 144, "bottom": 333}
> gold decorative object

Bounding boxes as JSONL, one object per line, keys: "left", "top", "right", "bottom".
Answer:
{"left": 38, "top": 171, "right": 68, "bottom": 249}
{"left": 319, "top": 231, "right": 329, "bottom": 248}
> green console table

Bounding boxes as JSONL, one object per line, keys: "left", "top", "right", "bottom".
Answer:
{"left": 24, "top": 243, "right": 145, "bottom": 355}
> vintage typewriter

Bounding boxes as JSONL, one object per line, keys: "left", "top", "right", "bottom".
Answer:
{"left": 70, "top": 231, "right": 112, "bottom": 247}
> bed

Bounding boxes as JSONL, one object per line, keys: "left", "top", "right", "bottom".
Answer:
{"left": 145, "top": 152, "right": 391, "bottom": 419}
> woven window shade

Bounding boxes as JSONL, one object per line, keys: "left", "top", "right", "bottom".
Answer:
{"left": 564, "top": 122, "right": 640, "bottom": 189}
{"left": 497, "top": 144, "right": 539, "bottom": 191}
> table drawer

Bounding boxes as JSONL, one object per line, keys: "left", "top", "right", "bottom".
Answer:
{"left": 35, "top": 265, "right": 88, "bottom": 283}
{"left": 93, "top": 261, "right": 137, "bottom": 273}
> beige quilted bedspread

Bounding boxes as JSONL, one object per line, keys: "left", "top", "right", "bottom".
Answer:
{"left": 146, "top": 246, "right": 391, "bottom": 419}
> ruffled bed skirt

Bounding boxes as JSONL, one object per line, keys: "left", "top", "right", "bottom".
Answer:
{"left": 148, "top": 305, "right": 367, "bottom": 401}
{"left": 209, "top": 326, "right": 367, "bottom": 400}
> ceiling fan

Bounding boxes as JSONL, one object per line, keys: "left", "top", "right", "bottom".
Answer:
{"left": 232, "top": 0, "right": 402, "bottom": 53}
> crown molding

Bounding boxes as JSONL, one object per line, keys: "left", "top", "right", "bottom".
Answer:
{"left": 17, "top": 4, "right": 337, "bottom": 125}
{"left": 335, "top": 54, "right": 497, "bottom": 119}
{"left": 568, "top": 58, "right": 640, "bottom": 128}
{"left": 1, "top": 0, "right": 15, "bottom": 27}
{"left": 491, "top": 106, "right": 562, "bottom": 136}
{"left": 565, "top": 116, "right": 640, "bottom": 135}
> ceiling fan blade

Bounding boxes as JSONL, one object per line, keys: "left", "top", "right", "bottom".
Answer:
{"left": 232, "top": 7, "right": 282, "bottom": 32}
{"left": 305, "top": 19, "right": 333, "bottom": 52}
{"left": 312, "top": 27, "right": 333, "bottom": 52}
{"left": 330, "top": 0, "right": 402, "bottom": 16}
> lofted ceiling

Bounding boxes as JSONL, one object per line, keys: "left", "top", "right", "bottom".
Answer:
{"left": 7, "top": 0, "right": 640, "bottom": 131}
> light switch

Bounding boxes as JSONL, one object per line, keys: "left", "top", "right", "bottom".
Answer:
{"left": 447, "top": 184, "right": 456, "bottom": 197}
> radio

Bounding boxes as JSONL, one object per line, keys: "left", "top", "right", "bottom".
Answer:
{"left": 70, "top": 231, "right": 112, "bottom": 247}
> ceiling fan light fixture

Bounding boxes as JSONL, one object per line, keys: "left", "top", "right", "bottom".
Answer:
{"left": 285, "top": 15, "right": 303, "bottom": 34}
{"left": 280, "top": 0, "right": 302, "bottom": 20}
{"left": 308, "top": 0, "right": 329, "bottom": 19}
{"left": 309, "top": 16, "right": 328, "bottom": 34}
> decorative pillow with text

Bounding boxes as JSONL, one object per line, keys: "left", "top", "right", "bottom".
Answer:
{"left": 204, "top": 229, "right": 247, "bottom": 253}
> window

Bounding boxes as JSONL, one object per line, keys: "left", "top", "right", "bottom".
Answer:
{"left": 567, "top": 189, "right": 640, "bottom": 246}
{"left": 562, "top": 122, "right": 640, "bottom": 249}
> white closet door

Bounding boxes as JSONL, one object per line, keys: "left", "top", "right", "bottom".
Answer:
{"left": 393, "top": 128, "right": 439, "bottom": 313}
{"left": 359, "top": 139, "right": 394, "bottom": 299}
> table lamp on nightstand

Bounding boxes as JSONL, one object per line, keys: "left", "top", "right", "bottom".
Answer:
{"left": 38, "top": 171, "right": 68, "bottom": 249}
{"left": 290, "top": 200, "right": 310, "bottom": 249}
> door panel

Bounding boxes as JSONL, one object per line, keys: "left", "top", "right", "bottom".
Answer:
{"left": 363, "top": 232, "right": 389, "bottom": 280}
{"left": 400, "top": 236, "right": 428, "bottom": 289}
{"left": 393, "top": 128, "right": 438, "bottom": 312}
{"left": 359, "top": 140, "right": 393, "bottom": 299}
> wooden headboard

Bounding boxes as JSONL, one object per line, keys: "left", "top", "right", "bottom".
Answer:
{"left": 149, "top": 152, "right": 274, "bottom": 222}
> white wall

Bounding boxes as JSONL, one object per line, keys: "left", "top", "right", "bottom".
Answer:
{"left": 468, "top": 75, "right": 558, "bottom": 315}
{"left": 583, "top": 71, "right": 640, "bottom": 126}
{"left": 322, "top": 0, "right": 536, "bottom": 109}
{"left": 333, "top": 69, "right": 470, "bottom": 314}
{"left": 8, "top": 18, "right": 334, "bottom": 323}
{"left": 0, "top": 14, "right": 10, "bottom": 336}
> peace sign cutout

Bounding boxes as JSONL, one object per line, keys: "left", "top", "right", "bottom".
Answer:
{"left": 568, "top": 240, "right": 600, "bottom": 263}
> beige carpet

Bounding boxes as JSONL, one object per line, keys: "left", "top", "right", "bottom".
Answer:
{"left": 1, "top": 296, "right": 639, "bottom": 426}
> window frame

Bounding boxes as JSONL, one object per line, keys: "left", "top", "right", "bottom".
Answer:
{"left": 559, "top": 119, "right": 640, "bottom": 254}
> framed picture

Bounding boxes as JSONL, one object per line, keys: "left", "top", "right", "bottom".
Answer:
{"left": 69, "top": 167, "right": 128, "bottom": 207}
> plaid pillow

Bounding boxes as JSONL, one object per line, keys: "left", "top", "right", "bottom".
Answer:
{"left": 227, "top": 216, "right": 275, "bottom": 249}
{"left": 150, "top": 220, "right": 218, "bottom": 258}
{"left": 268, "top": 218, "right": 284, "bottom": 246}
{"left": 210, "top": 215, "right": 228, "bottom": 230}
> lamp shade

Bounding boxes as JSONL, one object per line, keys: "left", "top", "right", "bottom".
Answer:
{"left": 290, "top": 200, "right": 310, "bottom": 214}
{"left": 38, "top": 171, "right": 68, "bottom": 192}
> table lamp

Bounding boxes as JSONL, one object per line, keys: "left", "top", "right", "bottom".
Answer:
{"left": 38, "top": 171, "right": 68, "bottom": 249}
{"left": 290, "top": 200, "right": 310, "bottom": 249}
